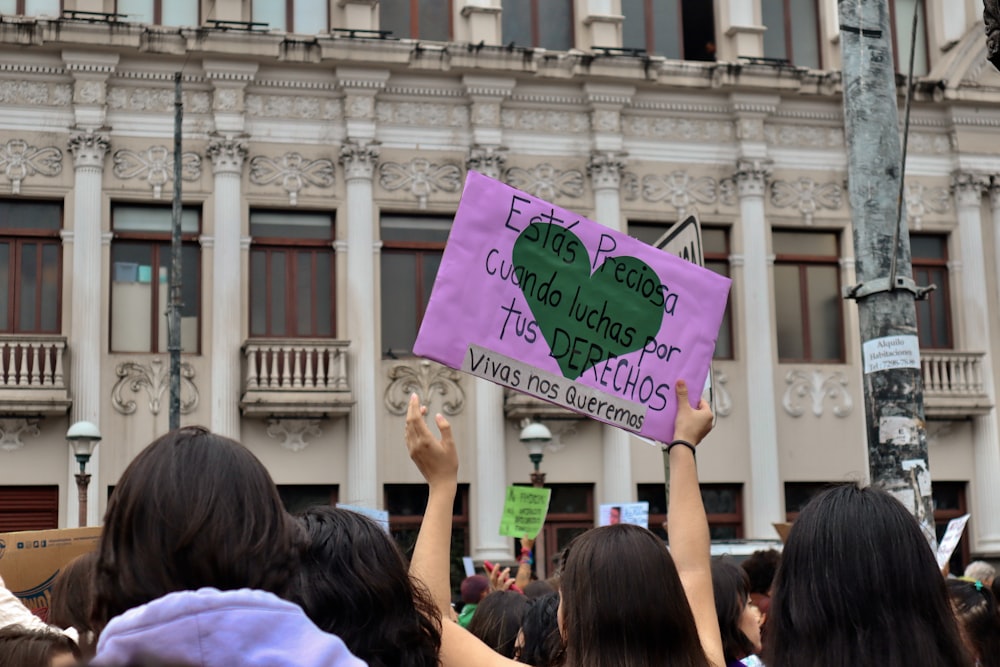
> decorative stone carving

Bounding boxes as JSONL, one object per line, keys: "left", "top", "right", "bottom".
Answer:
{"left": 112, "top": 147, "right": 202, "bottom": 198}
{"left": 245, "top": 94, "right": 341, "bottom": 120}
{"left": 587, "top": 153, "right": 626, "bottom": 190}
{"left": 623, "top": 116, "right": 735, "bottom": 142}
{"left": 770, "top": 178, "right": 843, "bottom": 224}
{"left": 0, "top": 81, "right": 72, "bottom": 107}
{"left": 712, "top": 369, "right": 732, "bottom": 418}
{"left": 107, "top": 87, "right": 211, "bottom": 114}
{"left": 0, "top": 418, "right": 40, "bottom": 453}
{"left": 471, "top": 101, "right": 501, "bottom": 127}
{"left": 339, "top": 141, "right": 380, "bottom": 181}
{"left": 0, "top": 140, "right": 62, "bottom": 194}
{"left": 501, "top": 110, "right": 590, "bottom": 134}
{"left": 75, "top": 80, "right": 104, "bottom": 105}
{"left": 384, "top": 360, "right": 465, "bottom": 417}
{"left": 782, "top": 370, "right": 853, "bottom": 418}
{"left": 504, "top": 164, "right": 585, "bottom": 200}
{"left": 111, "top": 358, "right": 199, "bottom": 416}
{"left": 621, "top": 171, "right": 640, "bottom": 201}
{"left": 764, "top": 124, "right": 844, "bottom": 148}
{"left": 214, "top": 88, "right": 241, "bottom": 112}
{"left": 951, "top": 172, "right": 989, "bottom": 208}
{"left": 467, "top": 146, "right": 507, "bottom": 180}
{"left": 376, "top": 101, "right": 468, "bottom": 127}
{"left": 985, "top": 0, "right": 1000, "bottom": 71}
{"left": 67, "top": 131, "right": 111, "bottom": 170}
{"left": 379, "top": 158, "right": 463, "bottom": 208}
{"left": 206, "top": 137, "right": 248, "bottom": 175}
{"left": 640, "top": 171, "right": 717, "bottom": 218}
{"left": 733, "top": 159, "right": 773, "bottom": 198}
{"left": 904, "top": 182, "right": 951, "bottom": 229}
{"left": 591, "top": 108, "right": 620, "bottom": 133}
{"left": 249, "top": 153, "right": 335, "bottom": 205}
{"left": 265, "top": 418, "right": 323, "bottom": 453}
{"left": 345, "top": 94, "right": 376, "bottom": 120}
{"left": 908, "top": 132, "right": 951, "bottom": 155}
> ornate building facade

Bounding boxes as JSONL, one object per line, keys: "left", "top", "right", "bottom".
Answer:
{"left": 0, "top": 0, "right": 998, "bottom": 575}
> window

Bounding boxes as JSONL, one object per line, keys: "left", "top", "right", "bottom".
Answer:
{"left": 380, "top": 215, "right": 451, "bottom": 357}
{"left": 502, "top": 0, "right": 573, "bottom": 50}
{"left": 379, "top": 0, "right": 451, "bottom": 41}
{"left": 933, "top": 482, "right": 969, "bottom": 575}
{"left": 527, "top": 483, "right": 593, "bottom": 578}
{"left": 639, "top": 483, "right": 744, "bottom": 541}
{"left": 116, "top": 0, "right": 199, "bottom": 26}
{"left": 386, "top": 484, "right": 469, "bottom": 594}
{"left": 250, "top": 211, "right": 335, "bottom": 339}
{"left": 629, "top": 222, "right": 733, "bottom": 359}
{"left": 277, "top": 484, "right": 338, "bottom": 514}
{"left": 911, "top": 234, "right": 951, "bottom": 349}
{"left": 0, "top": 486, "right": 58, "bottom": 532}
{"left": 622, "top": 0, "right": 715, "bottom": 60}
{"left": 110, "top": 205, "right": 200, "bottom": 353}
{"left": 773, "top": 231, "right": 843, "bottom": 362}
{"left": 762, "top": 0, "right": 821, "bottom": 68}
{"left": 0, "top": 0, "right": 60, "bottom": 17}
{"left": 252, "top": 0, "right": 328, "bottom": 33}
{"left": 0, "top": 201, "right": 61, "bottom": 334}
{"left": 784, "top": 481, "right": 840, "bottom": 521}
{"left": 889, "top": 0, "right": 928, "bottom": 76}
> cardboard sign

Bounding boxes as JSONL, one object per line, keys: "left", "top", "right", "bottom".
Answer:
{"left": 936, "top": 513, "right": 970, "bottom": 569}
{"left": 0, "top": 526, "right": 101, "bottom": 622}
{"left": 336, "top": 504, "right": 390, "bottom": 533}
{"left": 599, "top": 502, "right": 650, "bottom": 527}
{"left": 414, "top": 172, "right": 731, "bottom": 443}
{"left": 499, "top": 486, "right": 552, "bottom": 539}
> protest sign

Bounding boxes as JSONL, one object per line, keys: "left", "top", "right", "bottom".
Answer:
{"left": 413, "top": 172, "right": 731, "bottom": 443}
{"left": 499, "top": 485, "right": 552, "bottom": 539}
{"left": 936, "top": 513, "right": 970, "bottom": 569}
{"left": 337, "top": 504, "right": 390, "bottom": 533}
{"left": 599, "top": 502, "right": 650, "bottom": 527}
{"left": 0, "top": 526, "right": 101, "bottom": 622}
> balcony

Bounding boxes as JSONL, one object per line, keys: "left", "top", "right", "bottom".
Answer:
{"left": 240, "top": 339, "right": 353, "bottom": 418}
{"left": 0, "top": 336, "right": 71, "bottom": 415}
{"left": 922, "top": 351, "right": 992, "bottom": 418}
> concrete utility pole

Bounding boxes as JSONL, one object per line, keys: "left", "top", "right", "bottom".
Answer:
{"left": 168, "top": 72, "right": 183, "bottom": 431}
{"left": 839, "top": 0, "right": 936, "bottom": 547}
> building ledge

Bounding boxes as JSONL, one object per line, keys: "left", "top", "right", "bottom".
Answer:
{"left": 240, "top": 339, "right": 352, "bottom": 419}
{"left": 922, "top": 351, "right": 994, "bottom": 419}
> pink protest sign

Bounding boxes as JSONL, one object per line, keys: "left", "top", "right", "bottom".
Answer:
{"left": 413, "top": 171, "right": 731, "bottom": 443}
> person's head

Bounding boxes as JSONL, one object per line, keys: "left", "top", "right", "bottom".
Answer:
{"left": 963, "top": 560, "right": 996, "bottom": 586}
{"left": 609, "top": 506, "right": 621, "bottom": 525}
{"left": 515, "top": 592, "right": 563, "bottom": 667}
{"left": 740, "top": 549, "right": 781, "bottom": 597}
{"left": 467, "top": 590, "right": 529, "bottom": 659}
{"left": 711, "top": 559, "right": 761, "bottom": 663}
{"left": 461, "top": 574, "right": 489, "bottom": 605}
{"left": 523, "top": 579, "right": 556, "bottom": 599}
{"left": 92, "top": 427, "right": 304, "bottom": 631}
{"left": 558, "top": 524, "right": 709, "bottom": 667}
{"left": 48, "top": 551, "right": 97, "bottom": 659}
{"left": 947, "top": 579, "right": 1000, "bottom": 667}
{"left": 295, "top": 506, "right": 440, "bottom": 667}
{"left": 0, "top": 625, "right": 80, "bottom": 667}
{"left": 765, "top": 484, "right": 970, "bottom": 667}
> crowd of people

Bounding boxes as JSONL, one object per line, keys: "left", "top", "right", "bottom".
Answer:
{"left": 0, "top": 379, "right": 999, "bottom": 666}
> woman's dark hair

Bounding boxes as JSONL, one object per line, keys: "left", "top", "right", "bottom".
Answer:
{"left": 295, "top": 506, "right": 440, "bottom": 667}
{"left": 946, "top": 579, "right": 1000, "bottom": 667}
{"left": 523, "top": 579, "right": 556, "bottom": 599}
{"left": 0, "top": 625, "right": 81, "bottom": 667}
{"left": 48, "top": 551, "right": 97, "bottom": 658}
{"left": 92, "top": 427, "right": 305, "bottom": 631}
{"left": 517, "top": 592, "right": 564, "bottom": 667}
{"left": 740, "top": 549, "right": 780, "bottom": 596}
{"left": 560, "top": 524, "right": 710, "bottom": 667}
{"left": 765, "top": 484, "right": 971, "bottom": 667}
{"left": 467, "top": 591, "right": 528, "bottom": 659}
{"left": 711, "top": 559, "right": 756, "bottom": 664}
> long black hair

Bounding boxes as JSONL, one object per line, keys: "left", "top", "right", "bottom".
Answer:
{"left": 711, "top": 559, "right": 756, "bottom": 664}
{"left": 517, "top": 591, "right": 564, "bottom": 667}
{"left": 467, "top": 590, "right": 528, "bottom": 659}
{"left": 947, "top": 579, "right": 1000, "bottom": 667}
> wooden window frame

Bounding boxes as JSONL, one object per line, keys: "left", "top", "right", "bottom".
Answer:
{"left": 386, "top": 483, "right": 470, "bottom": 590}
{"left": 0, "top": 230, "right": 62, "bottom": 335}
{"left": 635, "top": 0, "right": 681, "bottom": 57}
{"left": 910, "top": 233, "right": 952, "bottom": 350}
{"left": 380, "top": 0, "right": 453, "bottom": 40}
{"left": 776, "top": 0, "right": 822, "bottom": 68}
{"left": 504, "top": 0, "right": 573, "bottom": 49}
{"left": 773, "top": 231, "right": 844, "bottom": 363}
{"left": 115, "top": 0, "right": 200, "bottom": 25}
{"left": 109, "top": 205, "right": 202, "bottom": 354}
{"left": 641, "top": 482, "right": 744, "bottom": 538}
{"left": 887, "top": 0, "right": 930, "bottom": 75}
{"left": 381, "top": 240, "right": 446, "bottom": 358}
{"left": 933, "top": 481, "right": 970, "bottom": 575}
{"left": 7, "top": 0, "right": 63, "bottom": 16}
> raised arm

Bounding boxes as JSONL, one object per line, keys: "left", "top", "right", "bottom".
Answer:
{"left": 668, "top": 380, "right": 724, "bottom": 667}
{"left": 405, "top": 393, "right": 460, "bottom": 618}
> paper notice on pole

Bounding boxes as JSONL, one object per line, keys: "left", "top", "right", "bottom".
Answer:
{"left": 936, "top": 513, "right": 971, "bottom": 569}
{"left": 863, "top": 335, "right": 921, "bottom": 374}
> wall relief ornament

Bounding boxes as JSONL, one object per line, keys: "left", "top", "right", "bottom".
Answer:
{"left": 0, "top": 418, "right": 40, "bottom": 453}
{"left": 339, "top": 141, "right": 380, "bottom": 180}
{"left": 379, "top": 158, "right": 462, "bottom": 209}
{"left": 67, "top": 131, "right": 111, "bottom": 170}
{"left": 467, "top": 146, "right": 507, "bottom": 180}
{"left": 249, "top": 152, "right": 335, "bottom": 206}
{"left": 206, "top": 137, "right": 248, "bottom": 175}
{"left": 245, "top": 94, "right": 341, "bottom": 120}
{"left": 112, "top": 358, "right": 199, "bottom": 416}
{"left": 712, "top": 369, "right": 732, "bottom": 418}
{"left": 384, "top": 360, "right": 465, "bottom": 417}
{"left": 640, "top": 171, "right": 717, "bottom": 218}
{"left": 770, "top": 178, "right": 843, "bottom": 224}
{"left": 0, "top": 140, "right": 62, "bottom": 194}
{"left": 265, "top": 418, "right": 323, "bottom": 453}
{"left": 503, "top": 164, "right": 584, "bottom": 200}
{"left": 904, "top": 182, "right": 951, "bottom": 229}
{"left": 112, "top": 147, "right": 201, "bottom": 198}
{"left": 782, "top": 369, "right": 853, "bottom": 418}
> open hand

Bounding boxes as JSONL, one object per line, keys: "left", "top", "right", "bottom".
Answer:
{"left": 488, "top": 563, "right": 515, "bottom": 592}
{"left": 673, "top": 379, "right": 713, "bottom": 445}
{"left": 405, "top": 393, "right": 459, "bottom": 488}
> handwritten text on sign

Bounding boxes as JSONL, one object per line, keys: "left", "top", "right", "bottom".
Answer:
{"left": 413, "top": 172, "right": 731, "bottom": 442}
{"left": 499, "top": 485, "right": 552, "bottom": 539}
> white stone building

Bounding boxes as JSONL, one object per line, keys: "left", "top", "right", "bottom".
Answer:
{"left": 0, "top": 0, "right": 998, "bottom": 581}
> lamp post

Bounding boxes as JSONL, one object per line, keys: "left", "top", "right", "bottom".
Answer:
{"left": 66, "top": 420, "right": 101, "bottom": 527}
{"left": 519, "top": 420, "right": 552, "bottom": 488}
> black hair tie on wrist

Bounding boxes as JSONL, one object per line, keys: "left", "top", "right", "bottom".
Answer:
{"left": 664, "top": 439, "right": 697, "bottom": 457}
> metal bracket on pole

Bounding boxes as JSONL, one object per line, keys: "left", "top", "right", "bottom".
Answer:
{"left": 843, "top": 276, "right": 936, "bottom": 301}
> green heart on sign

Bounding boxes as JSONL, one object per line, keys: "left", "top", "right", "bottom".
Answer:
{"left": 511, "top": 222, "right": 665, "bottom": 380}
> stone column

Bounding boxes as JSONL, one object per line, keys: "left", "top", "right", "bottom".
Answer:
{"left": 956, "top": 174, "right": 1000, "bottom": 554}
{"left": 472, "top": 379, "right": 511, "bottom": 562}
{"left": 734, "top": 158, "right": 783, "bottom": 538}
{"left": 207, "top": 137, "right": 247, "bottom": 440}
{"left": 340, "top": 141, "right": 381, "bottom": 508}
{"left": 67, "top": 130, "right": 110, "bottom": 528}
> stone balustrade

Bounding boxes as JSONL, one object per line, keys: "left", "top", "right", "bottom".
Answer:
{"left": 241, "top": 339, "right": 352, "bottom": 418}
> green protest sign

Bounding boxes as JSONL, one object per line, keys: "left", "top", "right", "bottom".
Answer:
{"left": 499, "top": 485, "right": 552, "bottom": 539}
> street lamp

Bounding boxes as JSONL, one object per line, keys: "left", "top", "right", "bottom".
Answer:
{"left": 519, "top": 420, "right": 551, "bottom": 488}
{"left": 67, "top": 420, "right": 101, "bottom": 527}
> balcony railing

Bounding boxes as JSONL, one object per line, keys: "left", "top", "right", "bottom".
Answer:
{"left": 922, "top": 351, "right": 992, "bottom": 418}
{"left": 0, "top": 335, "right": 71, "bottom": 415}
{"left": 241, "top": 339, "right": 353, "bottom": 418}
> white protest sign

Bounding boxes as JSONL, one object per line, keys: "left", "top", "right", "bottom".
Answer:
{"left": 936, "top": 513, "right": 970, "bottom": 569}
{"left": 599, "top": 502, "right": 650, "bottom": 527}
{"left": 863, "top": 335, "right": 921, "bottom": 374}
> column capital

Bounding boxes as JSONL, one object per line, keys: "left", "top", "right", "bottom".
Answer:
{"left": 587, "top": 151, "right": 626, "bottom": 191}
{"left": 207, "top": 136, "right": 248, "bottom": 175}
{"left": 988, "top": 175, "right": 1000, "bottom": 210}
{"left": 467, "top": 145, "right": 507, "bottom": 180}
{"left": 67, "top": 130, "right": 110, "bottom": 170}
{"left": 734, "top": 158, "right": 772, "bottom": 197}
{"left": 952, "top": 171, "right": 989, "bottom": 208}
{"left": 339, "top": 141, "right": 380, "bottom": 181}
